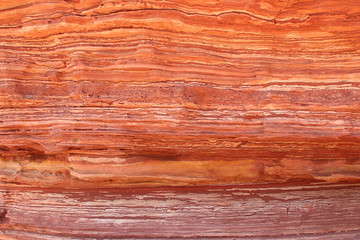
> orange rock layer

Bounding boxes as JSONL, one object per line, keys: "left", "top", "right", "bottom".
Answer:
{"left": 0, "top": 0, "right": 360, "bottom": 187}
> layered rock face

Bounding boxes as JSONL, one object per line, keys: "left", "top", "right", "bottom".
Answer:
{"left": 0, "top": 0, "right": 360, "bottom": 188}
{"left": 1, "top": 183, "right": 360, "bottom": 239}
{"left": 1, "top": 1, "right": 360, "bottom": 239}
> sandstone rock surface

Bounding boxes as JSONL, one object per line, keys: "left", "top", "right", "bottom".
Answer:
{"left": 1, "top": 0, "right": 360, "bottom": 187}
{"left": 0, "top": 0, "right": 360, "bottom": 238}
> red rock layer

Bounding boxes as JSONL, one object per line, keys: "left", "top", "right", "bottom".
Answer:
{"left": 0, "top": 183, "right": 360, "bottom": 239}
{"left": 0, "top": 0, "right": 360, "bottom": 187}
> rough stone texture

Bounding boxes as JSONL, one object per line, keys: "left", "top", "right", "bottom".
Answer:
{"left": 0, "top": 0, "right": 360, "bottom": 238}
{"left": 0, "top": 0, "right": 360, "bottom": 187}
{"left": 0, "top": 183, "right": 360, "bottom": 239}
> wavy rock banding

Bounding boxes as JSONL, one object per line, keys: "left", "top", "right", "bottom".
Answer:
{"left": 0, "top": 0, "right": 359, "bottom": 188}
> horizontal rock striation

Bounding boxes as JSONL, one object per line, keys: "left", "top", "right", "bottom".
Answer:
{"left": 0, "top": 0, "right": 360, "bottom": 187}
{"left": 0, "top": 183, "right": 360, "bottom": 239}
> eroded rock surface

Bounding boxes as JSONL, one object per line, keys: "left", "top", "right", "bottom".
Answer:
{"left": 0, "top": 0, "right": 359, "bottom": 187}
